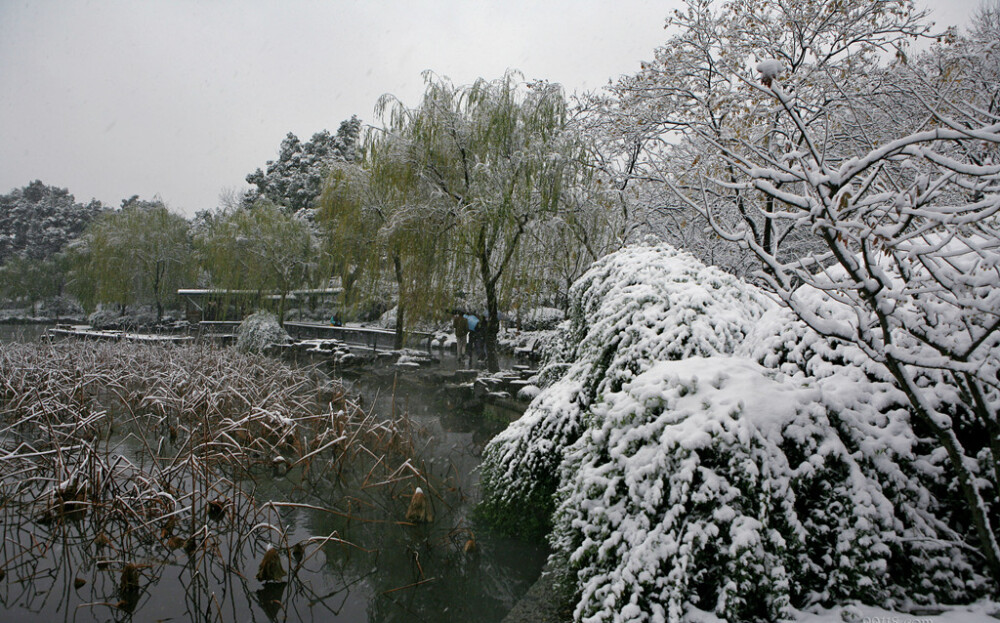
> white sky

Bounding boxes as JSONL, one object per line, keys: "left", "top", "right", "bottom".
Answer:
{"left": 0, "top": 0, "right": 983, "bottom": 216}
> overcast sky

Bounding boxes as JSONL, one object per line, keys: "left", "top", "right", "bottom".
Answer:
{"left": 0, "top": 0, "right": 983, "bottom": 216}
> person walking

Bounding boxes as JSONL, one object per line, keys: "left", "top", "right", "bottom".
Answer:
{"left": 452, "top": 311, "right": 469, "bottom": 361}
{"left": 464, "top": 312, "right": 480, "bottom": 367}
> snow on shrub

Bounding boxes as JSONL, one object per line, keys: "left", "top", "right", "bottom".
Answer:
{"left": 87, "top": 307, "right": 121, "bottom": 330}
{"left": 550, "top": 354, "right": 982, "bottom": 623}
{"left": 376, "top": 305, "right": 397, "bottom": 329}
{"left": 481, "top": 244, "right": 987, "bottom": 621}
{"left": 743, "top": 304, "right": 987, "bottom": 606}
{"left": 479, "top": 244, "right": 773, "bottom": 538}
{"left": 88, "top": 306, "right": 158, "bottom": 330}
{"left": 518, "top": 306, "right": 565, "bottom": 331}
{"left": 236, "top": 311, "right": 291, "bottom": 353}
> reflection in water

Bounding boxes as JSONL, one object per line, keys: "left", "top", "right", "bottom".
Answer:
{"left": 269, "top": 369, "right": 546, "bottom": 623}
{"left": 0, "top": 339, "right": 545, "bottom": 622}
{"left": 0, "top": 323, "right": 51, "bottom": 343}
{"left": 255, "top": 581, "right": 287, "bottom": 621}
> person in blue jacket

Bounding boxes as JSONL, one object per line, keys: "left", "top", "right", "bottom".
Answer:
{"left": 464, "top": 312, "right": 480, "bottom": 366}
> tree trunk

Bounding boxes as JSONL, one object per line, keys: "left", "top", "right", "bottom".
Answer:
{"left": 884, "top": 356, "right": 1000, "bottom": 588}
{"left": 154, "top": 260, "right": 164, "bottom": 322}
{"left": 480, "top": 251, "right": 501, "bottom": 373}
{"left": 55, "top": 280, "right": 63, "bottom": 326}
{"left": 277, "top": 293, "right": 287, "bottom": 327}
{"left": 474, "top": 221, "right": 526, "bottom": 373}
{"left": 825, "top": 224, "right": 1000, "bottom": 588}
{"left": 343, "top": 265, "right": 360, "bottom": 311}
{"left": 762, "top": 194, "right": 774, "bottom": 256}
{"left": 393, "top": 254, "right": 405, "bottom": 350}
{"left": 394, "top": 305, "right": 406, "bottom": 350}
{"left": 484, "top": 296, "right": 500, "bottom": 372}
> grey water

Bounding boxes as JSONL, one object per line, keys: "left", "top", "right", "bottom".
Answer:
{"left": 0, "top": 333, "right": 546, "bottom": 623}
{"left": 0, "top": 324, "right": 51, "bottom": 343}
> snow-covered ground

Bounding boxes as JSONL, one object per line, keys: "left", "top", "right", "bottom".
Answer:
{"left": 684, "top": 601, "right": 1000, "bottom": 622}
{"left": 791, "top": 601, "right": 999, "bottom": 623}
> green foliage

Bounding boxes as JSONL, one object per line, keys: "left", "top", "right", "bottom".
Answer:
{"left": 0, "top": 254, "right": 65, "bottom": 315}
{"left": 316, "top": 163, "right": 377, "bottom": 311}
{"left": 474, "top": 475, "right": 555, "bottom": 542}
{"left": 70, "top": 198, "right": 193, "bottom": 319}
{"left": 341, "top": 70, "right": 613, "bottom": 369}
{"left": 318, "top": 136, "right": 451, "bottom": 346}
{"left": 194, "top": 200, "right": 314, "bottom": 323}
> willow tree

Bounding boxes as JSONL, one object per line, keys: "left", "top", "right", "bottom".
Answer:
{"left": 72, "top": 198, "right": 193, "bottom": 320}
{"left": 195, "top": 200, "right": 313, "bottom": 325}
{"left": 0, "top": 254, "right": 62, "bottom": 317}
{"left": 374, "top": 71, "right": 600, "bottom": 370}
{"left": 319, "top": 137, "right": 449, "bottom": 349}
{"left": 316, "top": 163, "right": 376, "bottom": 315}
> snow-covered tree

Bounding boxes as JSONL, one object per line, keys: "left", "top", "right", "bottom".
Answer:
{"left": 481, "top": 6, "right": 1000, "bottom": 614}
{"left": 482, "top": 244, "right": 990, "bottom": 622}
{"left": 597, "top": 0, "right": 932, "bottom": 276}
{"left": 0, "top": 180, "right": 104, "bottom": 264}
{"left": 695, "top": 84, "right": 1000, "bottom": 590}
{"left": 655, "top": 2, "right": 1000, "bottom": 589}
{"left": 246, "top": 116, "right": 362, "bottom": 216}
{"left": 480, "top": 245, "right": 774, "bottom": 538}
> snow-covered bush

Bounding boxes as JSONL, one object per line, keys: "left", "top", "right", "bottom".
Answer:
{"left": 236, "top": 311, "right": 291, "bottom": 353}
{"left": 744, "top": 305, "right": 988, "bottom": 606}
{"left": 481, "top": 244, "right": 987, "bottom": 622}
{"left": 375, "top": 305, "right": 397, "bottom": 329}
{"left": 87, "top": 306, "right": 157, "bottom": 330}
{"left": 498, "top": 326, "right": 561, "bottom": 361}
{"left": 87, "top": 307, "right": 124, "bottom": 330}
{"left": 479, "top": 245, "right": 773, "bottom": 538}
{"left": 39, "top": 295, "right": 84, "bottom": 320}
{"left": 550, "top": 354, "right": 983, "bottom": 622}
{"left": 516, "top": 306, "right": 565, "bottom": 331}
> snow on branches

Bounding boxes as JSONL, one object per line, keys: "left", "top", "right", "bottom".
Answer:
{"left": 481, "top": 243, "right": 990, "bottom": 622}
{"left": 756, "top": 59, "right": 783, "bottom": 86}
{"left": 479, "top": 245, "right": 772, "bottom": 538}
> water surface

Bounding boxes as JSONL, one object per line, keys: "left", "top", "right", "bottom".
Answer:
{"left": 0, "top": 338, "right": 545, "bottom": 622}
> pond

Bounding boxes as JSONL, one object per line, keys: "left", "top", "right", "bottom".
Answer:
{"left": 0, "top": 338, "right": 546, "bottom": 623}
{"left": 0, "top": 323, "right": 51, "bottom": 343}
